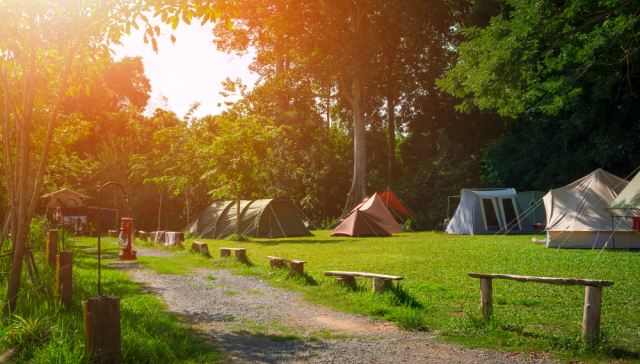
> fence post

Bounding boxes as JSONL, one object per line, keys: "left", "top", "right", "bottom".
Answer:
{"left": 56, "top": 251, "right": 73, "bottom": 307}
{"left": 86, "top": 296, "right": 122, "bottom": 363}
{"left": 47, "top": 230, "right": 58, "bottom": 267}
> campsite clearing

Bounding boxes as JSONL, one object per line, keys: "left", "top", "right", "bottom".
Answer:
{"left": 136, "top": 230, "right": 640, "bottom": 363}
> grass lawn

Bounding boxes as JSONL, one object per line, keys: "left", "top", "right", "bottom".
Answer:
{"left": 0, "top": 237, "right": 225, "bottom": 363}
{"left": 137, "top": 230, "right": 639, "bottom": 363}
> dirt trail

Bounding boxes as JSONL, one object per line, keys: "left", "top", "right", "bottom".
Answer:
{"left": 115, "top": 246, "right": 553, "bottom": 364}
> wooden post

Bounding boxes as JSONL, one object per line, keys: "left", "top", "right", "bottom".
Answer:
{"left": 47, "top": 230, "right": 58, "bottom": 267}
{"left": 289, "top": 262, "right": 304, "bottom": 277}
{"left": 337, "top": 276, "right": 355, "bottom": 288}
{"left": 583, "top": 286, "right": 602, "bottom": 344}
{"left": 86, "top": 296, "right": 121, "bottom": 364}
{"left": 235, "top": 249, "right": 247, "bottom": 261}
{"left": 372, "top": 277, "right": 388, "bottom": 293}
{"left": 56, "top": 251, "right": 73, "bottom": 307}
{"left": 480, "top": 278, "right": 493, "bottom": 321}
{"left": 220, "top": 248, "right": 231, "bottom": 258}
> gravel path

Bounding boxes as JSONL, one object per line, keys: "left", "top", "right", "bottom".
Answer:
{"left": 116, "top": 246, "right": 553, "bottom": 364}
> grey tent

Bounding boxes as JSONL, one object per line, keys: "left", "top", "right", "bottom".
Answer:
{"left": 187, "top": 197, "right": 312, "bottom": 239}
{"left": 445, "top": 189, "right": 534, "bottom": 235}
{"left": 516, "top": 191, "right": 547, "bottom": 225}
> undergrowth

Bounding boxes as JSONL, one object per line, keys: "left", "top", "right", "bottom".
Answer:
{"left": 0, "top": 236, "right": 225, "bottom": 363}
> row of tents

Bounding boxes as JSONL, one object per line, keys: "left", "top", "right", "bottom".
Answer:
{"left": 446, "top": 169, "right": 640, "bottom": 249}
{"left": 186, "top": 189, "right": 415, "bottom": 240}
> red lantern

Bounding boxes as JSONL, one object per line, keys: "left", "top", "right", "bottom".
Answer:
{"left": 117, "top": 217, "right": 136, "bottom": 260}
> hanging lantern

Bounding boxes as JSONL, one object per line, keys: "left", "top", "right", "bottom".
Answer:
{"left": 117, "top": 217, "right": 136, "bottom": 260}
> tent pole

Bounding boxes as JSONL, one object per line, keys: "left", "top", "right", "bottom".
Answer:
{"left": 269, "top": 204, "right": 287, "bottom": 238}
{"left": 293, "top": 202, "right": 318, "bottom": 230}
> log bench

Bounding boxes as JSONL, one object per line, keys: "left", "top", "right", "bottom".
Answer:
{"left": 220, "top": 247, "right": 247, "bottom": 261}
{"left": 324, "top": 271, "right": 403, "bottom": 293}
{"left": 468, "top": 273, "right": 614, "bottom": 344}
{"left": 266, "top": 256, "right": 306, "bottom": 277}
{"left": 192, "top": 241, "right": 209, "bottom": 256}
{"left": 108, "top": 230, "right": 117, "bottom": 238}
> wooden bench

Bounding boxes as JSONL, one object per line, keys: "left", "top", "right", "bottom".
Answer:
{"left": 266, "top": 256, "right": 307, "bottom": 277}
{"left": 468, "top": 273, "right": 614, "bottom": 344}
{"left": 192, "top": 241, "right": 209, "bottom": 255}
{"left": 108, "top": 230, "right": 117, "bottom": 238}
{"left": 324, "top": 271, "right": 403, "bottom": 293}
{"left": 220, "top": 247, "right": 247, "bottom": 261}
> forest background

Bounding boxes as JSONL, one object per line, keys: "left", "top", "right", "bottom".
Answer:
{"left": 1, "top": 0, "right": 639, "bottom": 233}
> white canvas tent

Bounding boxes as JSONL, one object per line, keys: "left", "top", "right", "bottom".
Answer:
{"left": 446, "top": 189, "right": 534, "bottom": 235}
{"left": 543, "top": 169, "right": 640, "bottom": 249}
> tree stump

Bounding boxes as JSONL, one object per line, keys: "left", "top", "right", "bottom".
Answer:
{"left": 289, "top": 262, "right": 304, "bottom": 277}
{"left": 480, "top": 278, "right": 493, "bottom": 321}
{"left": 220, "top": 248, "right": 231, "bottom": 258}
{"left": 56, "top": 251, "right": 73, "bottom": 307}
{"left": 86, "top": 296, "right": 121, "bottom": 364}
{"left": 583, "top": 286, "right": 602, "bottom": 344}
{"left": 372, "top": 277, "right": 393, "bottom": 293}
{"left": 337, "top": 276, "right": 355, "bottom": 288}
{"left": 47, "top": 230, "right": 58, "bottom": 267}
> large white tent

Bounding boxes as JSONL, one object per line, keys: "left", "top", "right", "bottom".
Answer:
{"left": 446, "top": 189, "right": 534, "bottom": 235}
{"left": 543, "top": 169, "right": 640, "bottom": 249}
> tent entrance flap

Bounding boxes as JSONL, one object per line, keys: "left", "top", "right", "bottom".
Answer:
{"left": 499, "top": 196, "right": 521, "bottom": 231}
{"left": 480, "top": 198, "right": 501, "bottom": 231}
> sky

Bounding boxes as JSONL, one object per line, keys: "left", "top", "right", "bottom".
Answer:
{"left": 114, "top": 20, "right": 258, "bottom": 118}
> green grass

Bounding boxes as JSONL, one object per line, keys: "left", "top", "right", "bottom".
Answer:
{"left": 171, "top": 231, "right": 639, "bottom": 363}
{"left": 0, "top": 236, "right": 225, "bottom": 363}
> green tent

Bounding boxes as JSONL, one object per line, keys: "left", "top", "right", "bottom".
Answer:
{"left": 516, "top": 191, "right": 547, "bottom": 225}
{"left": 186, "top": 197, "right": 312, "bottom": 239}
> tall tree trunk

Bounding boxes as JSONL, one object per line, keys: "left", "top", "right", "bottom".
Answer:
{"left": 186, "top": 183, "right": 190, "bottom": 225}
{"left": 235, "top": 189, "right": 240, "bottom": 235}
{"left": 157, "top": 187, "right": 162, "bottom": 231}
{"left": 341, "top": 0, "right": 368, "bottom": 215}
{"left": 387, "top": 95, "right": 396, "bottom": 183}
{"left": 342, "top": 75, "right": 367, "bottom": 215}
{"left": 4, "top": 103, "right": 31, "bottom": 315}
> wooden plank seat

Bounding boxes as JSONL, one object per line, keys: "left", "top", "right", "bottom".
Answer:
{"left": 192, "top": 241, "right": 209, "bottom": 255}
{"left": 266, "top": 256, "right": 307, "bottom": 277}
{"left": 324, "top": 271, "right": 403, "bottom": 293}
{"left": 468, "top": 273, "right": 614, "bottom": 344}
{"left": 220, "top": 247, "right": 247, "bottom": 261}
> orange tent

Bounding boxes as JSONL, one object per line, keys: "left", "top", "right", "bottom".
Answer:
{"left": 331, "top": 193, "right": 404, "bottom": 237}
{"left": 379, "top": 188, "right": 416, "bottom": 219}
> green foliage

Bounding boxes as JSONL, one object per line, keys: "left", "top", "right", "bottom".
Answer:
{"left": 438, "top": 0, "right": 640, "bottom": 117}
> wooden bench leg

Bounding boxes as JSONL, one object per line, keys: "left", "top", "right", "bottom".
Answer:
{"left": 235, "top": 250, "right": 246, "bottom": 261}
{"left": 583, "top": 286, "right": 602, "bottom": 344}
{"left": 480, "top": 278, "right": 493, "bottom": 321}
{"left": 220, "top": 249, "right": 231, "bottom": 258}
{"left": 199, "top": 244, "right": 209, "bottom": 256}
{"left": 373, "top": 277, "right": 389, "bottom": 293}
{"left": 270, "top": 260, "right": 287, "bottom": 269}
{"left": 337, "top": 276, "right": 355, "bottom": 288}
{"left": 289, "top": 262, "right": 304, "bottom": 277}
